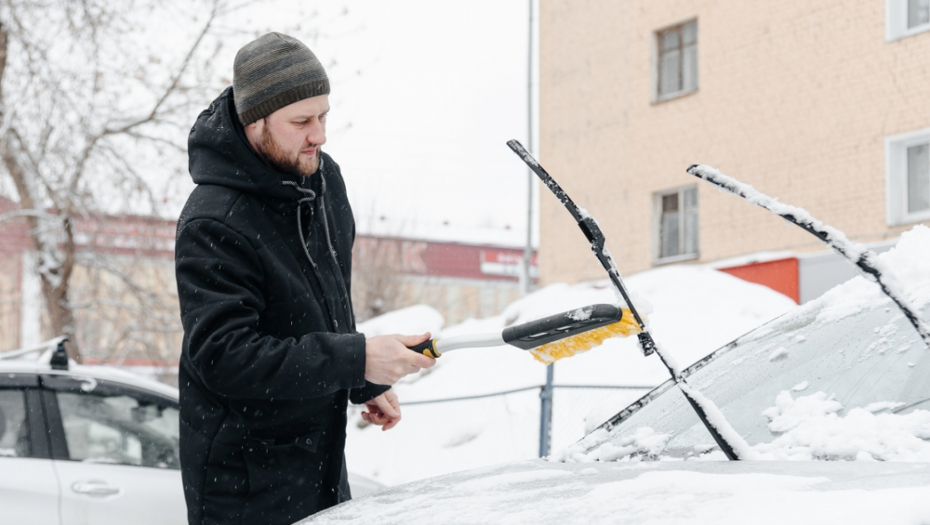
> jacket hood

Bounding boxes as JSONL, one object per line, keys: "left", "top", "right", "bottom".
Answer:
{"left": 188, "top": 87, "right": 323, "bottom": 201}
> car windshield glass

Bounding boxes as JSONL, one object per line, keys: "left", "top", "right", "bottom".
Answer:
{"left": 561, "top": 228, "right": 930, "bottom": 462}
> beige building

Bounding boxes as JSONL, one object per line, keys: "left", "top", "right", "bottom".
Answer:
{"left": 537, "top": 0, "right": 930, "bottom": 287}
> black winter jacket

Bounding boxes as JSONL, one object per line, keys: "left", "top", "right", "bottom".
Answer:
{"left": 175, "top": 87, "right": 387, "bottom": 525}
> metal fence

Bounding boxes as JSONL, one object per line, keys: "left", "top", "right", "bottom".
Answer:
{"left": 400, "top": 383, "right": 654, "bottom": 456}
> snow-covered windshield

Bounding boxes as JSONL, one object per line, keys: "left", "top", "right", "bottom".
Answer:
{"left": 558, "top": 226, "right": 930, "bottom": 462}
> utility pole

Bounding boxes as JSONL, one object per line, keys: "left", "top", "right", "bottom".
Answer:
{"left": 539, "top": 361, "right": 554, "bottom": 457}
{"left": 524, "top": 0, "right": 554, "bottom": 458}
{"left": 520, "top": 0, "right": 535, "bottom": 298}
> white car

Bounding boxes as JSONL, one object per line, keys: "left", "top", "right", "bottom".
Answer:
{"left": 300, "top": 228, "right": 930, "bottom": 524}
{"left": 0, "top": 340, "right": 383, "bottom": 525}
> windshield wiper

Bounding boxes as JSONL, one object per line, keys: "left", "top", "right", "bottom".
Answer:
{"left": 508, "top": 140, "right": 750, "bottom": 461}
{"left": 688, "top": 165, "right": 930, "bottom": 351}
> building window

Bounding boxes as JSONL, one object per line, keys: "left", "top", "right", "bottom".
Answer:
{"left": 885, "top": 127, "right": 930, "bottom": 226}
{"left": 887, "top": 0, "right": 930, "bottom": 41}
{"left": 910, "top": 0, "right": 930, "bottom": 27}
{"left": 654, "top": 186, "right": 699, "bottom": 262}
{"left": 656, "top": 20, "right": 698, "bottom": 101}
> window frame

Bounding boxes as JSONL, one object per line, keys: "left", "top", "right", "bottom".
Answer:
{"left": 885, "top": 126, "right": 930, "bottom": 226}
{"left": 0, "top": 374, "right": 51, "bottom": 460}
{"left": 653, "top": 19, "right": 699, "bottom": 103}
{"left": 886, "top": 0, "right": 930, "bottom": 41}
{"left": 652, "top": 185, "right": 700, "bottom": 265}
{"left": 39, "top": 374, "right": 179, "bottom": 468}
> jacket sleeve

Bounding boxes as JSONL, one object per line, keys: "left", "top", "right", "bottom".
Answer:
{"left": 349, "top": 382, "right": 390, "bottom": 404}
{"left": 176, "top": 217, "right": 368, "bottom": 400}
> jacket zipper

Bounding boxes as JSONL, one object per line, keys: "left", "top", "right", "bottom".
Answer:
{"left": 281, "top": 167, "right": 355, "bottom": 330}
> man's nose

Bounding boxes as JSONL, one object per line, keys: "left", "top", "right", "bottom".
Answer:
{"left": 307, "top": 120, "right": 326, "bottom": 145}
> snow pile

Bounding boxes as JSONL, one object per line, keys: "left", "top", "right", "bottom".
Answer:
{"left": 356, "top": 304, "right": 444, "bottom": 338}
{"left": 754, "top": 391, "right": 930, "bottom": 462}
{"left": 555, "top": 390, "right": 930, "bottom": 465}
{"left": 764, "top": 391, "right": 842, "bottom": 433}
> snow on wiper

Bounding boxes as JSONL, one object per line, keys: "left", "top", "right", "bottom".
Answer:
{"left": 688, "top": 164, "right": 930, "bottom": 350}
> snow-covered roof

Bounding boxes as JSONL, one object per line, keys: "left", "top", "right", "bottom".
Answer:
{"left": 0, "top": 359, "right": 179, "bottom": 400}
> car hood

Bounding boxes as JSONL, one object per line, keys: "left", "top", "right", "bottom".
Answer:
{"left": 300, "top": 459, "right": 930, "bottom": 524}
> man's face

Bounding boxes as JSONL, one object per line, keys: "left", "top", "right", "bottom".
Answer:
{"left": 246, "top": 94, "right": 329, "bottom": 177}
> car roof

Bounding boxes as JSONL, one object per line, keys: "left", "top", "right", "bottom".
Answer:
{"left": 0, "top": 359, "right": 178, "bottom": 401}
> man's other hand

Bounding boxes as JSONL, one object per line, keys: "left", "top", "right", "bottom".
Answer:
{"left": 362, "top": 390, "right": 402, "bottom": 431}
{"left": 364, "top": 332, "right": 435, "bottom": 385}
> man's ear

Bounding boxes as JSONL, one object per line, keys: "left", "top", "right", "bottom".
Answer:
{"left": 243, "top": 117, "right": 264, "bottom": 150}
{"left": 244, "top": 118, "right": 263, "bottom": 134}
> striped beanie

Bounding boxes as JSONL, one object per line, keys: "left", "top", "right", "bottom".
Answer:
{"left": 233, "top": 33, "right": 330, "bottom": 125}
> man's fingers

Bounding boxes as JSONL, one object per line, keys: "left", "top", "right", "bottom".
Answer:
{"left": 373, "top": 394, "right": 400, "bottom": 419}
{"left": 365, "top": 333, "right": 437, "bottom": 386}
{"left": 361, "top": 392, "right": 401, "bottom": 431}
{"left": 407, "top": 351, "right": 436, "bottom": 369}
{"left": 394, "top": 332, "right": 436, "bottom": 370}
{"left": 381, "top": 391, "right": 401, "bottom": 431}
{"left": 395, "top": 332, "right": 431, "bottom": 347}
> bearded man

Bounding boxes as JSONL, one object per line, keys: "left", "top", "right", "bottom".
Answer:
{"left": 175, "top": 33, "right": 435, "bottom": 525}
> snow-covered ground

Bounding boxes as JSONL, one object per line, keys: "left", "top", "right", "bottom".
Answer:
{"left": 346, "top": 258, "right": 797, "bottom": 486}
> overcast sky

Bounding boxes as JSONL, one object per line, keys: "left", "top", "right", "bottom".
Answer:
{"left": 232, "top": 0, "right": 539, "bottom": 245}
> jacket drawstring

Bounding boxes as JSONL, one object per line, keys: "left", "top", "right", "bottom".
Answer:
{"left": 281, "top": 180, "right": 320, "bottom": 271}
{"left": 281, "top": 162, "right": 355, "bottom": 329}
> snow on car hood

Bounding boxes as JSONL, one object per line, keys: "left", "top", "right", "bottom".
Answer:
{"left": 300, "top": 459, "right": 930, "bottom": 525}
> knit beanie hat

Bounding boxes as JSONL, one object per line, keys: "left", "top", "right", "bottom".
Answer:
{"left": 233, "top": 32, "right": 330, "bottom": 125}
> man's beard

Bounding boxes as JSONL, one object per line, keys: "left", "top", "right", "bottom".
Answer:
{"left": 254, "top": 125, "right": 320, "bottom": 177}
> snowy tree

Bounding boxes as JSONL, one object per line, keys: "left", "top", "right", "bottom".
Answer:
{"left": 0, "top": 0, "right": 230, "bottom": 361}
{"left": 352, "top": 236, "right": 407, "bottom": 322}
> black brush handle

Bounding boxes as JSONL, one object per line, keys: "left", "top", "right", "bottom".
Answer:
{"left": 408, "top": 339, "right": 440, "bottom": 358}
{"left": 503, "top": 304, "right": 622, "bottom": 350}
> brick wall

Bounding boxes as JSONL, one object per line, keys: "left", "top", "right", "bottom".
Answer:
{"left": 538, "top": 0, "right": 930, "bottom": 284}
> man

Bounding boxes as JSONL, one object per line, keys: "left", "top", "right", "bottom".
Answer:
{"left": 175, "top": 33, "right": 435, "bottom": 525}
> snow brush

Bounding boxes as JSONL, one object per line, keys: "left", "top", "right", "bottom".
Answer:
{"left": 507, "top": 140, "right": 750, "bottom": 461}
{"left": 408, "top": 303, "right": 640, "bottom": 364}
{"left": 687, "top": 164, "right": 930, "bottom": 350}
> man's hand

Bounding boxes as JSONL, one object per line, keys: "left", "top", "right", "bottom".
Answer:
{"left": 362, "top": 390, "right": 402, "bottom": 431}
{"left": 364, "top": 332, "right": 435, "bottom": 386}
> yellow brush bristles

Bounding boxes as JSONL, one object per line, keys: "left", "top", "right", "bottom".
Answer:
{"left": 529, "top": 308, "right": 641, "bottom": 365}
